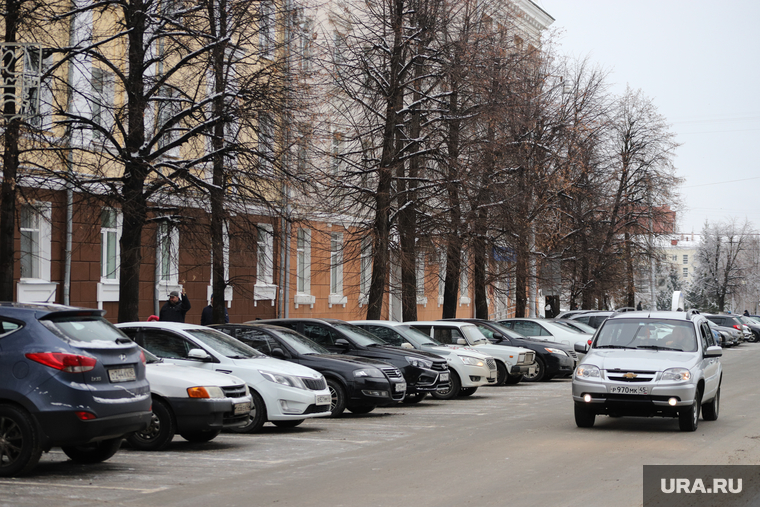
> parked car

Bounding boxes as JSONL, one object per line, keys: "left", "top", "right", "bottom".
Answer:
{"left": 404, "top": 321, "right": 536, "bottom": 385}
{"left": 445, "top": 319, "right": 576, "bottom": 382}
{"left": 128, "top": 348, "right": 252, "bottom": 450}
{"left": 567, "top": 311, "right": 615, "bottom": 329}
{"left": 703, "top": 314, "right": 751, "bottom": 342}
{"left": 707, "top": 320, "right": 738, "bottom": 348}
{"left": 736, "top": 316, "right": 760, "bottom": 342}
{"left": 350, "top": 320, "right": 497, "bottom": 399}
{"left": 255, "top": 319, "right": 450, "bottom": 401}
{"left": 555, "top": 310, "right": 591, "bottom": 320}
{"left": 551, "top": 319, "right": 597, "bottom": 335}
{"left": 116, "top": 322, "right": 331, "bottom": 432}
{"left": 497, "top": 318, "right": 593, "bottom": 349}
{"left": 0, "top": 303, "right": 152, "bottom": 477}
{"left": 572, "top": 310, "right": 722, "bottom": 432}
{"left": 211, "top": 323, "right": 406, "bottom": 415}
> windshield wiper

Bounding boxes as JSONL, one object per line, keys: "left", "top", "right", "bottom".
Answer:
{"left": 595, "top": 345, "right": 636, "bottom": 349}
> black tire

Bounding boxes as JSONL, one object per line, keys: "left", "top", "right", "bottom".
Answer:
{"left": 430, "top": 371, "right": 461, "bottom": 400}
{"left": 326, "top": 379, "right": 347, "bottom": 417}
{"left": 574, "top": 403, "right": 595, "bottom": 428}
{"left": 505, "top": 373, "right": 523, "bottom": 385}
{"left": 346, "top": 405, "right": 374, "bottom": 414}
{"left": 495, "top": 361, "right": 508, "bottom": 386}
{"left": 61, "top": 437, "right": 123, "bottom": 464}
{"left": 702, "top": 387, "right": 720, "bottom": 421}
{"left": 179, "top": 429, "right": 220, "bottom": 443}
{"left": 458, "top": 387, "right": 478, "bottom": 397}
{"left": 127, "top": 398, "right": 175, "bottom": 451}
{"left": 402, "top": 392, "right": 427, "bottom": 404}
{"left": 228, "top": 390, "right": 267, "bottom": 434}
{"left": 679, "top": 392, "right": 701, "bottom": 432}
{"left": 0, "top": 405, "right": 43, "bottom": 477}
{"left": 272, "top": 419, "right": 305, "bottom": 428}
{"left": 522, "top": 357, "right": 546, "bottom": 382}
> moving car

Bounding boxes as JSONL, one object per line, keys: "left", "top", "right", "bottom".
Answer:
{"left": 116, "top": 322, "right": 331, "bottom": 432}
{"left": 572, "top": 310, "right": 722, "bottom": 432}
{"left": 350, "top": 320, "right": 497, "bottom": 399}
{"left": 212, "top": 323, "right": 406, "bottom": 415}
{"left": 497, "top": 318, "right": 593, "bottom": 349}
{"left": 254, "top": 319, "right": 450, "bottom": 401}
{"left": 128, "top": 349, "right": 252, "bottom": 450}
{"left": 0, "top": 304, "right": 152, "bottom": 477}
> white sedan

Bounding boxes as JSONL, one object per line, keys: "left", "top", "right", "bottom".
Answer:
{"left": 497, "top": 318, "right": 593, "bottom": 349}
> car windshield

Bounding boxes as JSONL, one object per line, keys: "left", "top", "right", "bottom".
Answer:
{"left": 332, "top": 322, "right": 388, "bottom": 346}
{"left": 594, "top": 319, "right": 697, "bottom": 352}
{"left": 484, "top": 322, "right": 526, "bottom": 340}
{"left": 185, "top": 328, "right": 266, "bottom": 358}
{"left": 397, "top": 325, "right": 442, "bottom": 346}
{"left": 461, "top": 325, "right": 489, "bottom": 345}
{"left": 269, "top": 327, "right": 331, "bottom": 355}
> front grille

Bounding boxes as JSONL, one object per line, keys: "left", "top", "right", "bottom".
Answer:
{"left": 431, "top": 361, "right": 448, "bottom": 372}
{"left": 605, "top": 370, "right": 657, "bottom": 383}
{"left": 380, "top": 366, "right": 403, "bottom": 379}
{"left": 302, "top": 377, "right": 327, "bottom": 391}
{"left": 486, "top": 358, "right": 497, "bottom": 372}
{"left": 222, "top": 384, "right": 249, "bottom": 399}
{"left": 567, "top": 350, "right": 578, "bottom": 360}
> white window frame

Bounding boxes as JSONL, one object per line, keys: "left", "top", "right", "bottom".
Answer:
{"left": 254, "top": 223, "right": 277, "bottom": 305}
{"left": 329, "top": 232, "right": 346, "bottom": 307}
{"left": 683, "top": 254, "right": 688, "bottom": 265}
{"left": 359, "top": 236, "right": 371, "bottom": 306}
{"left": 156, "top": 85, "right": 181, "bottom": 157}
{"left": 90, "top": 66, "right": 114, "bottom": 141}
{"left": 683, "top": 267, "right": 689, "bottom": 278}
{"left": 158, "top": 221, "right": 180, "bottom": 285}
{"left": 97, "top": 208, "right": 122, "bottom": 309}
{"left": 416, "top": 251, "right": 427, "bottom": 306}
{"left": 24, "top": 49, "right": 53, "bottom": 129}
{"left": 294, "top": 228, "right": 315, "bottom": 308}
{"left": 460, "top": 250, "right": 471, "bottom": 306}
{"left": 438, "top": 249, "right": 446, "bottom": 306}
{"left": 17, "top": 202, "right": 57, "bottom": 303}
{"left": 259, "top": 112, "right": 274, "bottom": 175}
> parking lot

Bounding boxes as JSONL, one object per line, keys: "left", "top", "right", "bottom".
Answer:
{"left": 3, "top": 344, "right": 760, "bottom": 507}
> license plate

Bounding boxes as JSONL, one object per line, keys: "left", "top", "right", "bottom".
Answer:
{"left": 316, "top": 394, "right": 331, "bottom": 405}
{"left": 439, "top": 372, "right": 449, "bottom": 382}
{"left": 608, "top": 385, "right": 650, "bottom": 395}
{"left": 108, "top": 366, "right": 136, "bottom": 383}
{"left": 395, "top": 382, "right": 407, "bottom": 393}
{"left": 234, "top": 402, "right": 251, "bottom": 415}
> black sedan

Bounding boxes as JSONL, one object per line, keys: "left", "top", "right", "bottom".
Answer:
{"left": 445, "top": 318, "right": 576, "bottom": 382}
{"left": 212, "top": 323, "right": 406, "bottom": 416}
{"left": 255, "top": 318, "right": 450, "bottom": 400}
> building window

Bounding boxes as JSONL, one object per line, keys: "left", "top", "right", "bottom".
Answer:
{"left": 416, "top": 253, "right": 425, "bottom": 297}
{"left": 330, "top": 232, "right": 343, "bottom": 295}
{"left": 671, "top": 255, "right": 677, "bottom": 262}
{"left": 296, "top": 228, "right": 311, "bottom": 294}
{"left": 683, "top": 254, "right": 688, "bottom": 264}
{"left": 360, "top": 237, "right": 372, "bottom": 296}
{"left": 100, "top": 208, "right": 121, "bottom": 281}
{"left": 683, "top": 267, "right": 689, "bottom": 278}
{"left": 156, "top": 86, "right": 181, "bottom": 155}
{"left": 257, "top": 224, "right": 274, "bottom": 285}
{"left": 20, "top": 204, "right": 51, "bottom": 280}
{"left": 259, "top": 1, "right": 275, "bottom": 58}
{"left": 24, "top": 48, "right": 53, "bottom": 129}
{"left": 91, "top": 67, "right": 114, "bottom": 139}
{"left": 259, "top": 113, "right": 274, "bottom": 175}
{"left": 460, "top": 251, "right": 469, "bottom": 298}
{"left": 158, "top": 221, "right": 179, "bottom": 284}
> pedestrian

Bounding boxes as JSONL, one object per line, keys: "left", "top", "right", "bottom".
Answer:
{"left": 744, "top": 310, "right": 750, "bottom": 317}
{"left": 159, "top": 289, "right": 191, "bottom": 323}
{"left": 201, "top": 294, "right": 229, "bottom": 326}
{"left": 636, "top": 301, "right": 642, "bottom": 311}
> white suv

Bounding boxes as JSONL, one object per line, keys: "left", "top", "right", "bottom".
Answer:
{"left": 572, "top": 311, "right": 722, "bottom": 432}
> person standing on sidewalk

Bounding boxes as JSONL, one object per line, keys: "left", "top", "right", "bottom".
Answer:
{"left": 159, "top": 289, "right": 191, "bottom": 322}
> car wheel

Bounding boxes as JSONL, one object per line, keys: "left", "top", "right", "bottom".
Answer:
{"left": 505, "top": 373, "right": 523, "bottom": 385}
{"left": 574, "top": 403, "right": 595, "bottom": 428}
{"left": 679, "top": 392, "right": 701, "bottom": 432}
{"left": 702, "top": 387, "right": 720, "bottom": 421}
{"left": 521, "top": 357, "right": 546, "bottom": 382}
{"left": 61, "top": 437, "right": 123, "bottom": 464}
{"left": 127, "top": 398, "right": 175, "bottom": 451}
{"left": 272, "top": 419, "right": 305, "bottom": 428}
{"left": 0, "top": 405, "right": 43, "bottom": 477}
{"left": 227, "top": 390, "right": 267, "bottom": 434}
{"left": 346, "top": 405, "right": 374, "bottom": 414}
{"left": 179, "top": 429, "right": 220, "bottom": 443}
{"left": 402, "top": 393, "right": 427, "bottom": 404}
{"left": 458, "top": 387, "right": 478, "bottom": 397}
{"left": 495, "top": 361, "right": 508, "bottom": 386}
{"left": 430, "top": 371, "right": 461, "bottom": 400}
{"left": 326, "top": 379, "right": 347, "bottom": 417}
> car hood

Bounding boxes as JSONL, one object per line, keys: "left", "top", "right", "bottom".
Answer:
{"left": 582, "top": 349, "right": 699, "bottom": 372}
{"left": 146, "top": 363, "right": 245, "bottom": 396}
{"left": 376, "top": 345, "right": 445, "bottom": 362}
{"left": 227, "top": 356, "right": 324, "bottom": 378}
{"left": 310, "top": 353, "right": 393, "bottom": 368}
{"left": 461, "top": 343, "right": 533, "bottom": 361}
{"left": 423, "top": 345, "right": 491, "bottom": 360}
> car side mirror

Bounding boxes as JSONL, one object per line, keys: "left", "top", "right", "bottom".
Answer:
{"left": 492, "top": 334, "right": 504, "bottom": 342}
{"left": 574, "top": 342, "right": 589, "bottom": 354}
{"left": 704, "top": 345, "right": 722, "bottom": 358}
{"left": 335, "top": 338, "right": 351, "bottom": 348}
{"left": 400, "top": 342, "right": 414, "bottom": 350}
{"left": 456, "top": 338, "right": 467, "bottom": 345}
{"left": 270, "top": 347, "right": 289, "bottom": 359}
{"left": 187, "top": 348, "right": 212, "bottom": 361}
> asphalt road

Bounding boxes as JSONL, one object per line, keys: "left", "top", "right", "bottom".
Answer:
{"left": 3, "top": 344, "right": 759, "bottom": 507}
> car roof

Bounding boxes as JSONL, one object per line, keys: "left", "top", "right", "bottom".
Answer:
{"left": 116, "top": 321, "right": 208, "bottom": 331}
{"left": 0, "top": 302, "right": 105, "bottom": 319}
{"left": 405, "top": 321, "right": 477, "bottom": 328}
{"left": 605, "top": 310, "right": 703, "bottom": 322}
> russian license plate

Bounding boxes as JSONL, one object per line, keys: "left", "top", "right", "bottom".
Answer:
{"left": 439, "top": 372, "right": 449, "bottom": 382}
{"left": 316, "top": 394, "right": 331, "bottom": 405}
{"left": 108, "top": 366, "right": 136, "bottom": 383}
{"left": 395, "top": 382, "right": 407, "bottom": 393}
{"left": 608, "top": 385, "right": 650, "bottom": 395}
{"left": 234, "top": 402, "right": 251, "bottom": 415}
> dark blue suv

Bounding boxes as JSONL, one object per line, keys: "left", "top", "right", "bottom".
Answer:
{"left": 0, "top": 304, "right": 152, "bottom": 476}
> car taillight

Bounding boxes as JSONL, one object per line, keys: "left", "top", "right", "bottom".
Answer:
{"left": 734, "top": 325, "right": 741, "bottom": 330}
{"left": 25, "top": 352, "right": 97, "bottom": 373}
{"left": 139, "top": 350, "right": 146, "bottom": 365}
{"left": 75, "top": 411, "right": 97, "bottom": 420}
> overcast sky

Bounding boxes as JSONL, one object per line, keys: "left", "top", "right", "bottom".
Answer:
{"left": 534, "top": 0, "right": 760, "bottom": 234}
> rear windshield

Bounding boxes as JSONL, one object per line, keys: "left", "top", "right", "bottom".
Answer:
{"left": 41, "top": 316, "right": 128, "bottom": 345}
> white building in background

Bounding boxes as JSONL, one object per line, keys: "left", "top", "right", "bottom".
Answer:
{"left": 661, "top": 233, "right": 701, "bottom": 283}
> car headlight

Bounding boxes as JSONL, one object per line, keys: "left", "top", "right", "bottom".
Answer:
{"left": 575, "top": 364, "right": 601, "bottom": 378}
{"left": 353, "top": 367, "right": 385, "bottom": 378}
{"left": 406, "top": 356, "right": 433, "bottom": 369}
{"left": 187, "top": 386, "right": 225, "bottom": 399}
{"left": 545, "top": 347, "right": 568, "bottom": 356}
{"left": 662, "top": 368, "right": 691, "bottom": 381}
{"left": 259, "top": 370, "right": 307, "bottom": 389}
{"left": 459, "top": 355, "right": 485, "bottom": 367}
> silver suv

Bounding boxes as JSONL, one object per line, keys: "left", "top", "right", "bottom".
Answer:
{"left": 572, "top": 311, "right": 722, "bottom": 432}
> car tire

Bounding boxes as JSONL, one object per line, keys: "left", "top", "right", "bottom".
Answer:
{"left": 127, "top": 398, "right": 175, "bottom": 451}
{"left": 402, "top": 393, "right": 427, "bottom": 404}
{"left": 505, "top": 373, "right": 523, "bottom": 385}
{"left": 179, "top": 429, "right": 221, "bottom": 443}
{"left": 272, "top": 419, "right": 305, "bottom": 428}
{"left": 0, "top": 404, "right": 43, "bottom": 477}
{"left": 574, "top": 403, "right": 595, "bottom": 428}
{"left": 702, "top": 386, "right": 720, "bottom": 421}
{"left": 61, "top": 437, "right": 123, "bottom": 464}
{"left": 679, "top": 392, "right": 701, "bottom": 432}
{"left": 326, "top": 379, "right": 347, "bottom": 417}
{"left": 458, "top": 387, "right": 478, "bottom": 397}
{"left": 522, "top": 357, "right": 546, "bottom": 382}
{"left": 346, "top": 405, "right": 374, "bottom": 414}
{"left": 495, "top": 361, "right": 508, "bottom": 386}
{"left": 227, "top": 390, "right": 267, "bottom": 434}
{"left": 430, "top": 371, "right": 461, "bottom": 400}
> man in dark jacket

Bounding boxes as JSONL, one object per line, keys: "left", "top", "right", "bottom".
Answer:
{"left": 201, "top": 294, "right": 229, "bottom": 326}
{"left": 159, "top": 290, "right": 191, "bottom": 322}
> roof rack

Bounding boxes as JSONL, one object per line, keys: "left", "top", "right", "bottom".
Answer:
{"left": 686, "top": 309, "right": 700, "bottom": 320}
